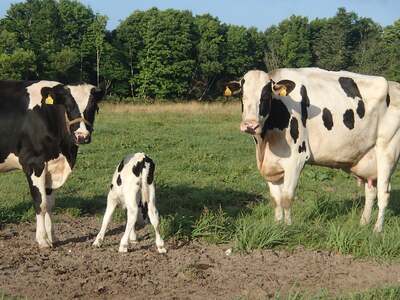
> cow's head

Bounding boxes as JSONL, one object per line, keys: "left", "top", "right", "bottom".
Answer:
{"left": 66, "top": 84, "right": 105, "bottom": 144}
{"left": 227, "top": 70, "right": 295, "bottom": 136}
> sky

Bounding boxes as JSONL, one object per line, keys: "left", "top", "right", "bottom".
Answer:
{"left": 0, "top": 0, "right": 399, "bottom": 31}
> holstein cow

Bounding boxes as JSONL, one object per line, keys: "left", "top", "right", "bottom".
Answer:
{"left": 0, "top": 80, "right": 104, "bottom": 247}
{"left": 93, "top": 153, "right": 166, "bottom": 253}
{"left": 226, "top": 68, "right": 399, "bottom": 232}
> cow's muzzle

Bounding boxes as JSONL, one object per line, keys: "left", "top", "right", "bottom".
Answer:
{"left": 240, "top": 121, "right": 260, "bottom": 135}
{"left": 65, "top": 114, "right": 92, "bottom": 145}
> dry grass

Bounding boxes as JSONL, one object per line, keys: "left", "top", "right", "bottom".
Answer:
{"left": 100, "top": 101, "right": 241, "bottom": 115}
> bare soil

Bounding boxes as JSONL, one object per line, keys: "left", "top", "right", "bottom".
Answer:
{"left": 1, "top": 216, "right": 400, "bottom": 300}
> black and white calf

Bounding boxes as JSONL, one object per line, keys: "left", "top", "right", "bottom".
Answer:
{"left": 93, "top": 153, "right": 166, "bottom": 253}
{"left": 0, "top": 80, "right": 104, "bottom": 248}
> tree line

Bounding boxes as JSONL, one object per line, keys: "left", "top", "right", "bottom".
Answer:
{"left": 0, "top": 0, "right": 399, "bottom": 100}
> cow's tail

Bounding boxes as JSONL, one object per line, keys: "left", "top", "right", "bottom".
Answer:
{"left": 140, "top": 155, "right": 155, "bottom": 206}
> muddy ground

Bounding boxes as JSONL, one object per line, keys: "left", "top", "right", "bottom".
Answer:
{"left": 1, "top": 216, "right": 400, "bottom": 300}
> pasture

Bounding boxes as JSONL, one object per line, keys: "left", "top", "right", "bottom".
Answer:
{"left": 1, "top": 102, "right": 400, "bottom": 299}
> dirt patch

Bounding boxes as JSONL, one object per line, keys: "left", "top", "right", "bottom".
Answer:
{"left": 1, "top": 216, "right": 400, "bottom": 299}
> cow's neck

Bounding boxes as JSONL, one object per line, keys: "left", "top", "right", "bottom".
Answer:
{"left": 253, "top": 135, "right": 267, "bottom": 171}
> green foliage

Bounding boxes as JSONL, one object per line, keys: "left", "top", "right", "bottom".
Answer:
{"left": 0, "top": 2, "right": 399, "bottom": 97}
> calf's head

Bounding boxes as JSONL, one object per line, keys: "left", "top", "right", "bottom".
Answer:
{"left": 227, "top": 70, "right": 295, "bottom": 136}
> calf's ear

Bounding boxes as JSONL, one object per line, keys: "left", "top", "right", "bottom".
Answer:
{"left": 272, "top": 80, "right": 296, "bottom": 96}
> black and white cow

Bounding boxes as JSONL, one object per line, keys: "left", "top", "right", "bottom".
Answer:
{"left": 227, "top": 68, "right": 399, "bottom": 232}
{"left": 0, "top": 80, "right": 104, "bottom": 248}
{"left": 93, "top": 153, "right": 166, "bottom": 253}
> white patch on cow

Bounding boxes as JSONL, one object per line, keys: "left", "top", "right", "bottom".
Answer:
{"left": 0, "top": 153, "right": 22, "bottom": 172}
{"left": 45, "top": 154, "right": 72, "bottom": 189}
{"left": 27, "top": 81, "right": 59, "bottom": 109}
{"left": 67, "top": 84, "right": 95, "bottom": 138}
{"left": 93, "top": 153, "right": 166, "bottom": 254}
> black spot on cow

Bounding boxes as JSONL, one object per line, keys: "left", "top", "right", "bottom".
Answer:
{"left": 45, "top": 188, "right": 52, "bottom": 195}
{"left": 298, "top": 141, "right": 306, "bottom": 153}
{"left": 241, "top": 100, "right": 243, "bottom": 113}
{"left": 343, "top": 109, "right": 355, "bottom": 129}
{"left": 300, "top": 85, "right": 310, "bottom": 127}
{"left": 259, "top": 82, "right": 272, "bottom": 117}
{"left": 144, "top": 155, "right": 155, "bottom": 185}
{"left": 26, "top": 176, "right": 43, "bottom": 214}
{"left": 117, "top": 159, "right": 124, "bottom": 172}
{"left": 322, "top": 108, "right": 333, "bottom": 130}
{"left": 274, "top": 80, "right": 296, "bottom": 95}
{"left": 290, "top": 117, "right": 299, "bottom": 143}
{"left": 116, "top": 174, "right": 122, "bottom": 186}
{"left": 338, "top": 77, "right": 362, "bottom": 99}
{"left": 386, "top": 94, "right": 391, "bottom": 107}
{"left": 356, "top": 100, "right": 365, "bottom": 119}
{"left": 110, "top": 184, "right": 113, "bottom": 190}
{"left": 132, "top": 159, "right": 145, "bottom": 177}
{"left": 265, "top": 99, "right": 290, "bottom": 131}
{"left": 253, "top": 136, "right": 258, "bottom": 144}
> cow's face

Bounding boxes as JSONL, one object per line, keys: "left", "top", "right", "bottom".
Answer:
{"left": 230, "top": 70, "right": 295, "bottom": 136}
{"left": 66, "top": 84, "right": 104, "bottom": 144}
{"left": 41, "top": 85, "right": 86, "bottom": 144}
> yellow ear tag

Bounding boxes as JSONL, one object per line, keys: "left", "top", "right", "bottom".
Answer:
{"left": 224, "top": 86, "right": 232, "bottom": 97}
{"left": 45, "top": 96, "right": 54, "bottom": 105}
{"left": 279, "top": 88, "right": 287, "bottom": 97}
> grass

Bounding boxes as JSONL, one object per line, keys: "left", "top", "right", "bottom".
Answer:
{"left": 1, "top": 101, "right": 400, "bottom": 263}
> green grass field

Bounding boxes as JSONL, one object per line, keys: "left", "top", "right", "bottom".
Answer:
{"left": 1, "top": 102, "right": 400, "bottom": 261}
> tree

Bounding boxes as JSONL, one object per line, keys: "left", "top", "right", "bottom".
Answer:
{"left": 193, "top": 14, "right": 226, "bottom": 99}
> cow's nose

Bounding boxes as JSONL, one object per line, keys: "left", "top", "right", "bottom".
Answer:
{"left": 240, "top": 121, "right": 260, "bottom": 134}
{"left": 75, "top": 133, "right": 90, "bottom": 144}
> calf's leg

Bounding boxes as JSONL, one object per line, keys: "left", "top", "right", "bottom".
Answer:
{"left": 44, "top": 188, "right": 56, "bottom": 244}
{"left": 93, "top": 189, "right": 119, "bottom": 247}
{"left": 146, "top": 183, "right": 166, "bottom": 253}
{"left": 119, "top": 186, "right": 139, "bottom": 253}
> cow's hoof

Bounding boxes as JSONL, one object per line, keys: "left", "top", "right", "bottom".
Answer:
{"left": 373, "top": 225, "right": 383, "bottom": 233}
{"left": 92, "top": 240, "right": 102, "bottom": 247}
{"left": 38, "top": 240, "right": 52, "bottom": 249}
{"left": 129, "top": 239, "right": 138, "bottom": 244}
{"left": 119, "top": 245, "right": 128, "bottom": 253}
{"left": 157, "top": 247, "right": 167, "bottom": 254}
{"left": 360, "top": 217, "right": 370, "bottom": 226}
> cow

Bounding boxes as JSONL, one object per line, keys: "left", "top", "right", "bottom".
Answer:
{"left": 226, "top": 68, "right": 400, "bottom": 232}
{"left": 93, "top": 153, "right": 166, "bottom": 254}
{"left": 0, "top": 80, "right": 104, "bottom": 248}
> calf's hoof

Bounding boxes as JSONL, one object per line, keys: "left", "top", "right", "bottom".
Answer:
{"left": 119, "top": 245, "right": 128, "bottom": 253}
{"left": 92, "top": 240, "right": 102, "bottom": 247}
{"left": 38, "top": 239, "right": 53, "bottom": 249}
{"left": 157, "top": 247, "right": 167, "bottom": 254}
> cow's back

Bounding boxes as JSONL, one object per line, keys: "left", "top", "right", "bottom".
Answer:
{"left": 271, "top": 68, "right": 388, "bottom": 166}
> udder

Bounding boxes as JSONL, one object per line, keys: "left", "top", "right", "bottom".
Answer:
{"left": 350, "top": 149, "right": 377, "bottom": 182}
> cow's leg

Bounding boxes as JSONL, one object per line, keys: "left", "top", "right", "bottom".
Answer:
{"left": 93, "top": 189, "right": 119, "bottom": 247}
{"left": 119, "top": 187, "right": 139, "bottom": 253}
{"left": 26, "top": 167, "right": 52, "bottom": 248}
{"left": 374, "top": 133, "right": 400, "bottom": 232}
{"left": 267, "top": 180, "right": 284, "bottom": 222}
{"left": 281, "top": 159, "right": 305, "bottom": 225}
{"left": 44, "top": 188, "right": 56, "bottom": 244}
{"left": 146, "top": 183, "right": 166, "bottom": 253}
{"left": 360, "top": 182, "right": 377, "bottom": 226}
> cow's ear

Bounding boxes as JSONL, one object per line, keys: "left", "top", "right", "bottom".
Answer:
{"left": 41, "top": 87, "right": 57, "bottom": 105}
{"left": 272, "top": 80, "right": 296, "bottom": 96}
{"left": 92, "top": 84, "right": 105, "bottom": 102}
{"left": 224, "top": 79, "right": 244, "bottom": 97}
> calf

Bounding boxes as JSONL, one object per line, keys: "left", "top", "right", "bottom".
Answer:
{"left": 93, "top": 153, "right": 166, "bottom": 253}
